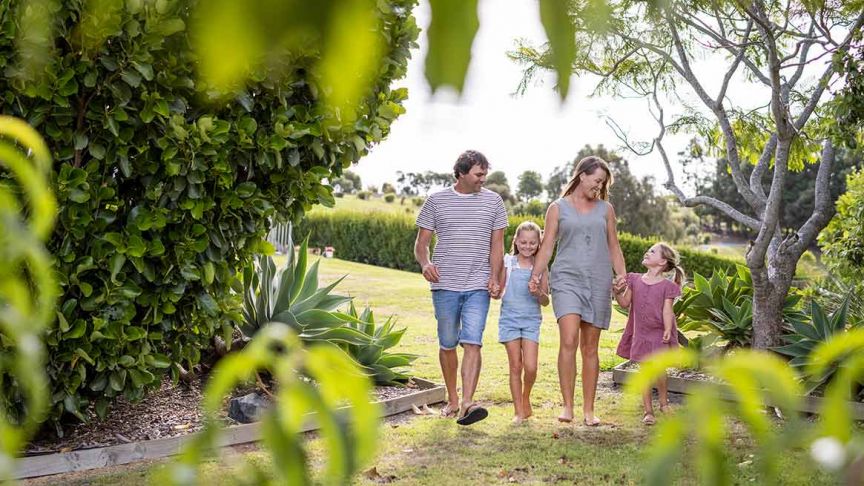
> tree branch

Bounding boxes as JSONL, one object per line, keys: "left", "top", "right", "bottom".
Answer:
{"left": 644, "top": 68, "right": 762, "bottom": 231}
{"left": 748, "top": 138, "right": 791, "bottom": 268}
{"left": 749, "top": 133, "right": 776, "bottom": 205}
{"left": 788, "top": 139, "right": 835, "bottom": 256}
{"left": 678, "top": 13, "right": 772, "bottom": 86}
{"left": 716, "top": 20, "right": 753, "bottom": 105}
{"left": 782, "top": 23, "right": 817, "bottom": 98}
{"left": 666, "top": 7, "right": 762, "bottom": 211}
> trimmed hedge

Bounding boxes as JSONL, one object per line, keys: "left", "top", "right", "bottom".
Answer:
{"left": 0, "top": 1, "right": 418, "bottom": 423}
{"left": 296, "top": 211, "right": 740, "bottom": 279}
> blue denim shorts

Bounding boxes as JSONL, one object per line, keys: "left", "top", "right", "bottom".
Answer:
{"left": 431, "top": 289, "right": 491, "bottom": 349}
{"left": 498, "top": 322, "right": 541, "bottom": 344}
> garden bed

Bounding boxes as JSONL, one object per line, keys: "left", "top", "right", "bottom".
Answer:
{"left": 612, "top": 361, "right": 864, "bottom": 419}
{"left": 16, "top": 377, "right": 444, "bottom": 480}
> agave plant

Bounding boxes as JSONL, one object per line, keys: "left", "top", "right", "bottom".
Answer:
{"left": 677, "top": 265, "right": 806, "bottom": 351}
{"left": 774, "top": 294, "right": 856, "bottom": 392}
{"left": 241, "top": 226, "right": 416, "bottom": 385}
{"left": 241, "top": 227, "right": 369, "bottom": 346}
{"left": 341, "top": 303, "right": 418, "bottom": 385}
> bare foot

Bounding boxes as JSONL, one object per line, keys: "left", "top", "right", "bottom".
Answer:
{"left": 511, "top": 416, "right": 524, "bottom": 425}
{"left": 642, "top": 413, "right": 656, "bottom": 426}
{"left": 583, "top": 415, "right": 601, "bottom": 427}
{"left": 440, "top": 402, "right": 459, "bottom": 418}
{"left": 557, "top": 407, "right": 574, "bottom": 423}
{"left": 659, "top": 403, "right": 672, "bottom": 414}
{"left": 523, "top": 400, "right": 533, "bottom": 419}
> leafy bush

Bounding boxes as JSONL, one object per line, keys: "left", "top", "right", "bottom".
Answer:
{"left": 412, "top": 196, "right": 424, "bottom": 207}
{"left": 296, "top": 211, "right": 740, "bottom": 276}
{"left": 820, "top": 169, "right": 864, "bottom": 297}
{"left": 242, "top": 231, "right": 416, "bottom": 385}
{"left": 0, "top": 1, "right": 418, "bottom": 423}
{"left": 357, "top": 191, "right": 370, "bottom": 200}
{"left": 384, "top": 194, "right": 396, "bottom": 203}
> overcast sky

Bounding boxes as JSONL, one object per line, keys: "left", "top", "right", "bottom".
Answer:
{"left": 353, "top": 0, "right": 695, "bottom": 192}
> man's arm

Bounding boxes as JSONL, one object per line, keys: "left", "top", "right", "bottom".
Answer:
{"left": 488, "top": 228, "right": 505, "bottom": 298}
{"left": 415, "top": 228, "right": 440, "bottom": 283}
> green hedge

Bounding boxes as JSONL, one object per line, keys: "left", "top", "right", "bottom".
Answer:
{"left": 296, "top": 211, "right": 740, "bottom": 279}
{"left": 0, "top": 1, "right": 418, "bottom": 424}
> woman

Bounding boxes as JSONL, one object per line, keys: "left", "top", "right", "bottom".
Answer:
{"left": 530, "top": 156, "right": 626, "bottom": 426}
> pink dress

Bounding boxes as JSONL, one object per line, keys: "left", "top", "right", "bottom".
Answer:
{"left": 616, "top": 273, "right": 681, "bottom": 362}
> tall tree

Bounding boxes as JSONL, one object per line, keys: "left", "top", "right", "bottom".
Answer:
{"left": 516, "top": 170, "right": 544, "bottom": 201}
{"left": 515, "top": 0, "right": 864, "bottom": 348}
{"left": 485, "top": 170, "right": 515, "bottom": 203}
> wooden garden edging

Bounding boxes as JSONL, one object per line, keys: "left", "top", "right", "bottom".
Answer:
{"left": 14, "top": 378, "right": 445, "bottom": 480}
{"left": 612, "top": 362, "right": 864, "bottom": 419}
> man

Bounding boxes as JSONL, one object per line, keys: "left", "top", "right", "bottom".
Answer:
{"left": 414, "top": 150, "right": 508, "bottom": 426}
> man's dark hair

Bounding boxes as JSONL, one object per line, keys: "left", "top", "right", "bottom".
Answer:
{"left": 453, "top": 150, "right": 490, "bottom": 179}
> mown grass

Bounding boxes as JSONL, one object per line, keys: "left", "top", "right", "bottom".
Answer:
{"left": 31, "top": 256, "right": 833, "bottom": 485}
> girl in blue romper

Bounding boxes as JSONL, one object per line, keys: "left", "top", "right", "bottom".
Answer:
{"left": 499, "top": 221, "right": 549, "bottom": 424}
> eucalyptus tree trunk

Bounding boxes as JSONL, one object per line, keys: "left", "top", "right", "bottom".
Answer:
{"left": 750, "top": 240, "right": 797, "bottom": 349}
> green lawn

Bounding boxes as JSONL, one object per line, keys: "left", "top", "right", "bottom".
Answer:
{"left": 36, "top": 256, "right": 833, "bottom": 485}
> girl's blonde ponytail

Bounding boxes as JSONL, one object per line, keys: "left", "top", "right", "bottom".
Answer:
{"left": 656, "top": 242, "right": 685, "bottom": 287}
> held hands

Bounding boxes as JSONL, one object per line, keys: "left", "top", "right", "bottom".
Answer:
{"left": 529, "top": 273, "right": 542, "bottom": 290}
{"left": 612, "top": 274, "right": 627, "bottom": 295}
{"left": 527, "top": 277, "right": 539, "bottom": 296}
{"left": 487, "top": 278, "right": 502, "bottom": 299}
{"left": 421, "top": 263, "right": 440, "bottom": 283}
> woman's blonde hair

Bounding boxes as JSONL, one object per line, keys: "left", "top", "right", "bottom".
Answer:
{"left": 656, "top": 242, "right": 685, "bottom": 286}
{"left": 561, "top": 156, "right": 613, "bottom": 200}
{"left": 510, "top": 221, "right": 542, "bottom": 255}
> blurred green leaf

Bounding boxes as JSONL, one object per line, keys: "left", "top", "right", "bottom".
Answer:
{"left": 425, "top": 0, "right": 479, "bottom": 94}
{"left": 538, "top": 0, "right": 575, "bottom": 99}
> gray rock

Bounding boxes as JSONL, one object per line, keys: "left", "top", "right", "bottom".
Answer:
{"left": 228, "top": 392, "right": 270, "bottom": 423}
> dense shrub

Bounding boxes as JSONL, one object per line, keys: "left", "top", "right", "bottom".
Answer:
{"left": 357, "top": 191, "right": 370, "bottom": 200}
{"left": 0, "top": 1, "right": 418, "bottom": 423}
{"left": 296, "top": 211, "right": 740, "bottom": 277}
{"left": 384, "top": 194, "right": 396, "bottom": 203}
{"left": 820, "top": 169, "right": 864, "bottom": 297}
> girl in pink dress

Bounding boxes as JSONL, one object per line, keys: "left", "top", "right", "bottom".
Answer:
{"left": 614, "top": 242, "right": 684, "bottom": 425}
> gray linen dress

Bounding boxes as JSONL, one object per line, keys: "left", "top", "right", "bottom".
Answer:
{"left": 550, "top": 197, "right": 613, "bottom": 329}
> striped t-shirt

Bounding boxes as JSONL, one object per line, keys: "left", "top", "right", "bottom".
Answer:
{"left": 416, "top": 187, "right": 509, "bottom": 292}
